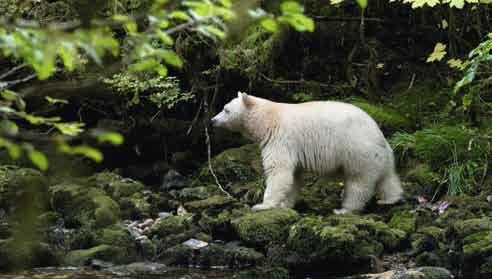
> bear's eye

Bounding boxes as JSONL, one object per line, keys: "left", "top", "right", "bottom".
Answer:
{"left": 224, "top": 108, "right": 230, "bottom": 113}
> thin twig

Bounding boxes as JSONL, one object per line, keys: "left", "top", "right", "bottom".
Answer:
{"left": 259, "top": 73, "right": 335, "bottom": 88}
{"left": 187, "top": 99, "right": 203, "bottom": 135}
{"left": 0, "top": 74, "right": 38, "bottom": 90}
{"left": 203, "top": 90, "right": 233, "bottom": 199}
{"left": 0, "top": 63, "right": 28, "bottom": 80}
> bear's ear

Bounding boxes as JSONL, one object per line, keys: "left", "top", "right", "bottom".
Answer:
{"left": 239, "top": 92, "right": 254, "bottom": 108}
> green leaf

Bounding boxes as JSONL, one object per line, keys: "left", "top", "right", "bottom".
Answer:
{"left": 156, "top": 30, "right": 174, "bottom": 45}
{"left": 71, "top": 145, "right": 103, "bottom": 162}
{"left": 53, "top": 122, "right": 85, "bottom": 136}
{"left": 1, "top": 90, "right": 17, "bottom": 101}
{"left": 260, "top": 18, "right": 279, "bottom": 33}
{"left": 125, "top": 21, "right": 138, "bottom": 33}
{"left": 96, "top": 131, "right": 124, "bottom": 145}
{"left": 0, "top": 120, "right": 18, "bottom": 135}
{"left": 161, "top": 50, "right": 183, "bottom": 68}
{"left": 169, "top": 11, "right": 191, "bottom": 21}
{"left": 462, "top": 92, "right": 473, "bottom": 109}
{"left": 28, "top": 149, "right": 48, "bottom": 171}
{"left": 281, "top": 1, "right": 304, "bottom": 13}
{"left": 218, "top": 0, "right": 232, "bottom": 8}
{"left": 45, "top": 96, "right": 69, "bottom": 105}
{"left": 58, "top": 41, "right": 77, "bottom": 71}
{"left": 356, "top": 0, "right": 368, "bottom": 9}
{"left": 204, "top": 26, "right": 226, "bottom": 39}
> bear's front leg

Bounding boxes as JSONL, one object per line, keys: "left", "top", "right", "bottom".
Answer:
{"left": 252, "top": 168, "right": 299, "bottom": 211}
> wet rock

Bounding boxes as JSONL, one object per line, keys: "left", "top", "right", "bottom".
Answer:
{"left": 232, "top": 208, "right": 300, "bottom": 247}
{"left": 234, "top": 266, "right": 290, "bottom": 279}
{"left": 182, "top": 238, "right": 209, "bottom": 250}
{"left": 150, "top": 215, "right": 191, "bottom": 238}
{"left": 342, "top": 266, "right": 453, "bottom": 278}
{"left": 138, "top": 238, "right": 157, "bottom": 259}
{"left": 106, "top": 262, "right": 169, "bottom": 276}
{"left": 161, "top": 169, "right": 188, "bottom": 190}
{"left": 163, "top": 242, "right": 264, "bottom": 268}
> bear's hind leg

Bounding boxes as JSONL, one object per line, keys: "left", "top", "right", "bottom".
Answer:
{"left": 376, "top": 171, "right": 403, "bottom": 205}
{"left": 334, "top": 176, "right": 377, "bottom": 215}
{"left": 252, "top": 168, "right": 299, "bottom": 211}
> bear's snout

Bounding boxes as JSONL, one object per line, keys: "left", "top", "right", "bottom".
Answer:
{"left": 210, "top": 116, "right": 218, "bottom": 127}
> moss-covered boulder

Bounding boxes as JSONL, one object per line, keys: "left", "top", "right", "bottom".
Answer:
{"left": 184, "top": 195, "right": 235, "bottom": 212}
{"left": 89, "top": 172, "right": 144, "bottom": 200}
{"left": 50, "top": 183, "right": 120, "bottom": 228}
{"left": 65, "top": 244, "right": 128, "bottom": 266}
{"left": 388, "top": 210, "right": 417, "bottom": 235}
{"left": 163, "top": 242, "right": 264, "bottom": 268}
{"left": 232, "top": 209, "right": 300, "bottom": 247}
{"left": 195, "top": 144, "right": 262, "bottom": 187}
{"left": 0, "top": 166, "right": 48, "bottom": 213}
{"left": 97, "top": 225, "right": 136, "bottom": 261}
{"left": 284, "top": 214, "right": 406, "bottom": 275}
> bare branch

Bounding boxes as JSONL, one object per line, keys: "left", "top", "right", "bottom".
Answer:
{"left": 0, "top": 63, "right": 28, "bottom": 80}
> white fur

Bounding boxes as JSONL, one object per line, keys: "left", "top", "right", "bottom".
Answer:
{"left": 211, "top": 92, "right": 403, "bottom": 214}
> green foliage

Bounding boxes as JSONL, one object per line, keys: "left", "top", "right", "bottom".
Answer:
{"left": 103, "top": 73, "right": 192, "bottom": 109}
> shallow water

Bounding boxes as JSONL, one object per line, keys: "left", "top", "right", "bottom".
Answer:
{"left": 0, "top": 267, "right": 234, "bottom": 279}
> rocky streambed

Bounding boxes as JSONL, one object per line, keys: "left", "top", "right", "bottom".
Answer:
{"left": 0, "top": 144, "right": 491, "bottom": 278}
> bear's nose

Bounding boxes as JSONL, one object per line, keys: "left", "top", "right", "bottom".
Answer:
{"left": 210, "top": 117, "right": 217, "bottom": 126}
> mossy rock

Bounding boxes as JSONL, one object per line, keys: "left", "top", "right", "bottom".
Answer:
{"left": 349, "top": 98, "right": 413, "bottom": 131}
{"left": 389, "top": 210, "right": 417, "bottom": 235}
{"left": 169, "top": 186, "right": 215, "bottom": 201}
{"left": 404, "top": 163, "right": 440, "bottom": 196}
{"left": 162, "top": 242, "right": 263, "bottom": 268}
{"left": 65, "top": 244, "right": 128, "bottom": 266}
{"left": 449, "top": 217, "right": 492, "bottom": 239}
{"left": 184, "top": 195, "right": 235, "bottom": 212}
{"left": 463, "top": 231, "right": 492, "bottom": 259}
{"left": 232, "top": 208, "right": 299, "bottom": 247}
{"left": 195, "top": 144, "right": 262, "bottom": 186}
{"left": 50, "top": 184, "right": 120, "bottom": 228}
{"left": 97, "top": 225, "right": 136, "bottom": 262}
{"left": 119, "top": 192, "right": 151, "bottom": 220}
{"left": 88, "top": 171, "right": 145, "bottom": 201}
{"left": 0, "top": 166, "right": 48, "bottom": 212}
{"left": 287, "top": 214, "right": 406, "bottom": 265}
{"left": 297, "top": 177, "right": 342, "bottom": 215}
{"left": 150, "top": 215, "right": 192, "bottom": 238}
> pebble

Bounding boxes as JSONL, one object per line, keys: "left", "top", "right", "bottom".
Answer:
{"left": 158, "top": 212, "right": 172, "bottom": 219}
{"left": 182, "top": 238, "right": 208, "bottom": 250}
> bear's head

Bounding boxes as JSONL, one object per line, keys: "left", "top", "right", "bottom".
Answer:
{"left": 211, "top": 91, "right": 254, "bottom": 132}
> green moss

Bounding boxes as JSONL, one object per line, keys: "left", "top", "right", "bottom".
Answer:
{"left": 89, "top": 171, "right": 145, "bottom": 201}
{"left": 349, "top": 98, "right": 412, "bottom": 131}
{"left": 451, "top": 217, "right": 492, "bottom": 239}
{"left": 463, "top": 231, "right": 492, "bottom": 259}
{"left": 185, "top": 195, "right": 235, "bottom": 211}
{"left": 65, "top": 244, "right": 124, "bottom": 266}
{"left": 389, "top": 210, "right": 417, "bottom": 235}
{"left": 196, "top": 144, "right": 262, "bottom": 186}
{"left": 150, "top": 215, "right": 191, "bottom": 237}
{"left": 0, "top": 166, "right": 48, "bottom": 211}
{"left": 232, "top": 208, "right": 299, "bottom": 247}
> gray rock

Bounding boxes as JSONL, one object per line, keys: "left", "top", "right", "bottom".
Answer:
{"left": 106, "top": 262, "right": 169, "bottom": 276}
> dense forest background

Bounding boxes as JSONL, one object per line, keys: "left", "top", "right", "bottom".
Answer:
{"left": 1, "top": 0, "right": 492, "bottom": 278}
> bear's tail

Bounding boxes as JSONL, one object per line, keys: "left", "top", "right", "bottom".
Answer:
{"left": 376, "top": 170, "right": 403, "bottom": 205}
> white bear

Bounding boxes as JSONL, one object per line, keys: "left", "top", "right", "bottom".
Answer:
{"left": 211, "top": 92, "right": 403, "bottom": 214}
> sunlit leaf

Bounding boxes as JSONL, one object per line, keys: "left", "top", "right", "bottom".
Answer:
{"left": 161, "top": 50, "right": 183, "bottom": 68}
{"left": 1, "top": 90, "right": 17, "bottom": 101}
{"left": 356, "top": 0, "right": 368, "bottom": 9}
{"left": 169, "top": 11, "right": 191, "bottom": 21}
{"left": 53, "top": 122, "right": 85, "bottom": 136}
{"left": 426, "top": 43, "right": 447, "bottom": 63}
{"left": 447, "top": 58, "right": 465, "bottom": 69}
{"left": 260, "top": 18, "right": 279, "bottom": 33}
{"left": 45, "top": 96, "right": 69, "bottom": 105}
{"left": 281, "top": 1, "right": 304, "bottom": 13}
{"left": 28, "top": 149, "right": 48, "bottom": 171}
{"left": 96, "top": 131, "right": 124, "bottom": 145}
{"left": 0, "top": 120, "right": 18, "bottom": 135}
